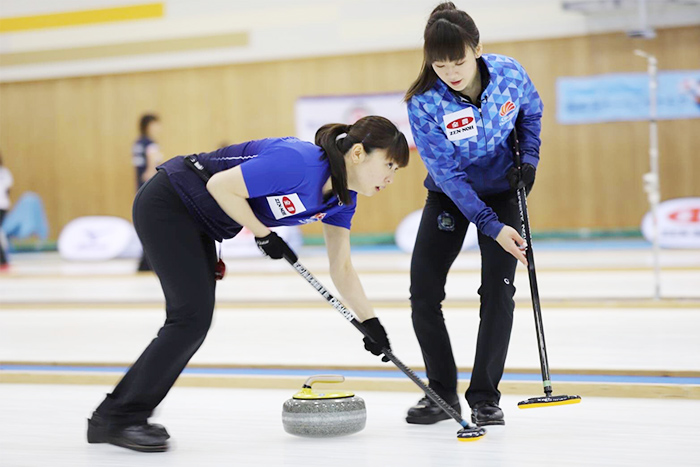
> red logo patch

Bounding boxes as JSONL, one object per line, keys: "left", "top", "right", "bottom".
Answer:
{"left": 282, "top": 196, "right": 296, "bottom": 214}
{"left": 446, "top": 117, "right": 474, "bottom": 130}
{"left": 500, "top": 101, "right": 516, "bottom": 117}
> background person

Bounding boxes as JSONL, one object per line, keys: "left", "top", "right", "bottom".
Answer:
{"left": 132, "top": 114, "right": 164, "bottom": 272}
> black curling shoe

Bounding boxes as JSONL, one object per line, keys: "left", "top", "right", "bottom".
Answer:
{"left": 471, "top": 401, "right": 505, "bottom": 426}
{"left": 406, "top": 395, "right": 461, "bottom": 425}
{"left": 87, "top": 412, "right": 170, "bottom": 452}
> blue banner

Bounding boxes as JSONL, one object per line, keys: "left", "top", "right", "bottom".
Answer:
{"left": 557, "top": 70, "right": 700, "bottom": 124}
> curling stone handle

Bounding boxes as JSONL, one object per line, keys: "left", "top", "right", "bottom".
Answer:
{"left": 303, "top": 375, "right": 345, "bottom": 388}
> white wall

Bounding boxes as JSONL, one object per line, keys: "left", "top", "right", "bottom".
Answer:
{"left": 1, "top": 0, "right": 699, "bottom": 82}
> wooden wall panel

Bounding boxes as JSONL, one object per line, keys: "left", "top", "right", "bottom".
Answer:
{"left": 0, "top": 26, "right": 698, "bottom": 239}
{"left": 488, "top": 26, "right": 700, "bottom": 231}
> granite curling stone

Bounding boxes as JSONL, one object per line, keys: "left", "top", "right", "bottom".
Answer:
{"left": 282, "top": 375, "right": 366, "bottom": 438}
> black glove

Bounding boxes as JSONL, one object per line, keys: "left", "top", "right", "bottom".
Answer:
{"left": 507, "top": 163, "right": 536, "bottom": 194}
{"left": 362, "top": 317, "right": 391, "bottom": 362}
{"left": 255, "top": 232, "right": 298, "bottom": 262}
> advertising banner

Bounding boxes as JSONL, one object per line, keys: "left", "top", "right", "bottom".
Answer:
{"left": 557, "top": 71, "right": 700, "bottom": 124}
{"left": 295, "top": 92, "right": 415, "bottom": 148}
{"left": 641, "top": 198, "right": 700, "bottom": 249}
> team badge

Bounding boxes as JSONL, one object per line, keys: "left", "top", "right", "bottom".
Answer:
{"left": 499, "top": 100, "right": 516, "bottom": 122}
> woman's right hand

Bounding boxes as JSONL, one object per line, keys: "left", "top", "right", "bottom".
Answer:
{"left": 496, "top": 226, "right": 528, "bottom": 266}
{"left": 362, "top": 317, "right": 391, "bottom": 362}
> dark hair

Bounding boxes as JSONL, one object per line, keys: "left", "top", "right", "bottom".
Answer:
{"left": 314, "top": 116, "right": 409, "bottom": 205}
{"left": 139, "top": 114, "right": 159, "bottom": 137}
{"left": 405, "top": 2, "right": 480, "bottom": 101}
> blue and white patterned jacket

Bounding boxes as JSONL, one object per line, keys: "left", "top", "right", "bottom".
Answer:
{"left": 407, "top": 53, "right": 543, "bottom": 239}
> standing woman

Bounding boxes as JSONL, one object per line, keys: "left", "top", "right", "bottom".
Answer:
{"left": 88, "top": 116, "right": 409, "bottom": 452}
{"left": 404, "top": 2, "right": 542, "bottom": 427}
{"left": 132, "top": 114, "right": 164, "bottom": 271}
{"left": 0, "top": 152, "right": 13, "bottom": 270}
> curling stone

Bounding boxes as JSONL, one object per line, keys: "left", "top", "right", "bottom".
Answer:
{"left": 282, "top": 375, "right": 366, "bottom": 438}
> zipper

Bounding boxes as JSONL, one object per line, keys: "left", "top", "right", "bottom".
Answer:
{"left": 454, "top": 90, "right": 488, "bottom": 141}
{"left": 477, "top": 94, "right": 488, "bottom": 138}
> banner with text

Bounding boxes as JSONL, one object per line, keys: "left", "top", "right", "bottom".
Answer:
{"left": 557, "top": 70, "right": 700, "bottom": 124}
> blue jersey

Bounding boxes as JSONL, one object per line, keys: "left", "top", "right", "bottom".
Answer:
{"left": 132, "top": 136, "right": 156, "bottom": 189}
{"left": 158, "top": 137, "right": 357, "bottom": 242}
{"left": 407, "top": 53, "right": 543, "bottom": 239}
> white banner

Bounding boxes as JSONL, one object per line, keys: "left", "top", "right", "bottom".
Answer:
{"left": 641, "top": 198, "right": 700, "bottom": 249}
{"left": 295, "top": 92, "right": 415, "bottom": 148}
{"left": 58, "top": 216, "right": 141, "bottom": 261}
{"left": 58, "top": 217, "right": 304, "bottom": 261}
{"left": 220, "top": 225, "right": 303, "bottom": 258}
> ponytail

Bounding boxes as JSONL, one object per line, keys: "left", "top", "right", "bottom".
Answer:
{"left": 314, "top": 123, "right": 353, "bottom": 205}
{"left": 315, "top": 116, "right": 410, "bottom": 204}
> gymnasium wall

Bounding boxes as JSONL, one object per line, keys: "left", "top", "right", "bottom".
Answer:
{"left": 5, "top": 0, "right": 697, "bottom": 83}
{"left": 0, "top": 25, "right": 698, "bottom": 237}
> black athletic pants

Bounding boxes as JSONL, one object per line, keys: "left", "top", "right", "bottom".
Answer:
{"left": 410, "top": 189, "right": 520, "bottom": 407}
{"left": 0, "top": 210, "right": 7, "bottom": 265}
{"left": 135, "top": 179, "right": 153, "bottom": 272}
{"left": 136, "top": 252, "right": 152, "bottom": 272}
{"left": 96, "top": 170, "right": 220, "bottom": 425}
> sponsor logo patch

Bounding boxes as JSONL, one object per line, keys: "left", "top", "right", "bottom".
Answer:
{"left": 443, "top": 108, "right": 477, "bottom": 141}
{"left": 282, "top": 196, "right": 296, "bottom": 214}
{"left": 499, "top": 100, "right": 516, "bottom": 122}
{"left": 266, "top": 193, "right": 306, "bottom": 220}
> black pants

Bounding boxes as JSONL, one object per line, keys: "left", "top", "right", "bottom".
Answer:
{"left": 135, "top": 179, "right": 153, "bottom": 272}
{"left": 96, "top": 170, "right": 219, "bottom": 425}
{"left": 137, "top": 253, "right": 152, "bottom": 272}
{"left": 0, "top": 209, "right": 7, "bottom": 265}
{"left": 410, "top": 190, "right": 520, "bottom": 407}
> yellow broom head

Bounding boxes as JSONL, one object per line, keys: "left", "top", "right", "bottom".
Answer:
{"left": 456, "top": 425, "right": 487, "bottom": 442}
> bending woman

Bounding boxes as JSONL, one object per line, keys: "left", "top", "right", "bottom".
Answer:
{"left": 88, "top": 116, "right": 409, "bottom": 452}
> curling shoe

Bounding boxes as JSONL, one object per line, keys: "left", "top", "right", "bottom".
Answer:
{"left": 406, "top": 395, "right": 461, "bottom": 425}
{"left": 87, "top": 412, "right": 170, "bottom": 452}
{"left": 471, "top": 401, "right": 505, "bottom": 426}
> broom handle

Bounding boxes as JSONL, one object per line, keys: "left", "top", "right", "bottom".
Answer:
{"left": 511, "top": 130, "right": 553, "bottom": 397}
{"left": 287, "top": 258, "right": 470, "bottom": 429}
